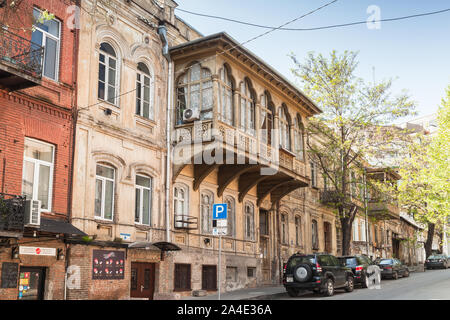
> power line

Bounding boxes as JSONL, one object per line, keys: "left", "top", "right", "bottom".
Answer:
{"left": 174, "top": 0, "right": 338, "bottom": 77}
{"left": 175, "top": 7, "right": 450, "bottom": 31}
{"left": 78, "top": 0, "right": 339, "bottom": 112}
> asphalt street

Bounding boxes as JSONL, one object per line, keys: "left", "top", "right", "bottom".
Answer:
{"left": 275, "top": 268, "right": 450, "bottom": 300}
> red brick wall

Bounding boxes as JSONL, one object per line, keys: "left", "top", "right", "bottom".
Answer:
{"left": 66, "top": 244, "right": 131, "bottom": 300}
{"left": 0, "top": 0, "right": 77, "bottom": 218}
{"left": 0, "top": 239, "right": 66, "bottom": 300}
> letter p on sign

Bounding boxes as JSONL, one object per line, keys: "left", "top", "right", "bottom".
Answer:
{"left": 213, "top": 203, "right": 227, "bottom": 220}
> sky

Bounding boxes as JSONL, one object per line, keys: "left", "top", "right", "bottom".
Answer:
{"left": 174, "top": 0, "right": 450, "bottom": 120}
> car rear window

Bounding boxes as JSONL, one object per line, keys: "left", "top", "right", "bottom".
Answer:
{"left": 379, "top": 259, "right": 393, "bottom": 265}
{"left": 344, "top": 258, "right": 357, "bottom": 266}
{"left": 288, "top": 256, "right": 316, "bottom": 269}
{"left": 428, "top": 255, "right": 443, "bottom": 259}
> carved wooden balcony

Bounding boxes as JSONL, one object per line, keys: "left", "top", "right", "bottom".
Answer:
{"left": 0, "top": 29, "right": 43, "bottom": 91}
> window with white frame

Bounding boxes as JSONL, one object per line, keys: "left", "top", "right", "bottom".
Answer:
{"left": 279, "top": 106, "right": 291, "bottom": 150}
{"left": 135, "top": 174, "right": 152, "bottom": 225}
{"left": 239, "top": 79, "right": 255, "bottom": 134}
{"left": 136, "top": 63, "right": 153, "bottom": 120}
{"left": 219, "top": 66, "right": 233, "bottom": 125}
{"left": 225, "top": 196, "right": 235, "bottom": 237}
{"left": 244, "top": 202, "right": 254, "bottom": 240}
{"left": 32, "top": 8, "right": 61, "bottom": 80}
{"left": 95, "top": 164, "right": 115, "bottom": 220}
{"left": 174, "top": 184, "right": 189, "bottom": 228}
{"left": 353, "top": 218, "right": 359, "bottom": 241}
{"left": 176, "top": 63, "right": 213, "bottom": 124}
{"left": 98, "top": 43, "right": 118, "bottom": 105}
{"left": 293, "top": 115, "right": 304, "bottom": 159}
{"left": 260, "top": 92, "right": 273, "bottom": 144}
{"left": 201, "top": 190, "right": 213, "bottom": 234}
{"left": 22, "top": 138, "right": 55, "bottom": 211}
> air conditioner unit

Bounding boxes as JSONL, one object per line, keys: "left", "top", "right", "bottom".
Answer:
{"left": 24, "top": 199, "right": 41, "bottom": 226}
{"left": 183, "top": 108, "right": 200, "bottom": 122}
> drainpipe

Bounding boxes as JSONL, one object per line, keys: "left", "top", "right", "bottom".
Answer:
{"left": 158, "top": 22, "right": 172, "bottom": 243}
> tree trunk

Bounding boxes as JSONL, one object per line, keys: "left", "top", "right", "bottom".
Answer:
{"left": 424, "top": 222, "right": 435, "bottom": 258}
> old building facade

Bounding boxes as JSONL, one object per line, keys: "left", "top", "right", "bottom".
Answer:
{"left": 67, "top": 0, "right": 202, "bottom": 300}
{"left": 0, "top": 0, "right": 84, "bottom": 300}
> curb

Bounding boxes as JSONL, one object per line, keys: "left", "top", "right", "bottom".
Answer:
{"left": 244, "top": 291, "right": 287, "bottom": 300}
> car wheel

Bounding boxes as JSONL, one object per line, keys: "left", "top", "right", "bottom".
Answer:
{"left": 392, "top": 271, "right": 398, "bottom": 280}
{"left": 361, "top": 273, "right": 369, "bottom": 288}
{"left": 345, "top": 276, "right": 354, "bottom": 292}
{"left": 286, "top": 287, "right": 300, "bottom": 297}
{"left": 404, "top": 269, "right": 410, "bottom": 277}
{"left": 323, "top": 278, "right": 334, "bottom": 297}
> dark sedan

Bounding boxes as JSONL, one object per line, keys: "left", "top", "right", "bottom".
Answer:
{"left": 377, "top": 258, "right": 410, "bottom": 280}
{"left": 425, "top": 255, "right": 449, "bottom": 269}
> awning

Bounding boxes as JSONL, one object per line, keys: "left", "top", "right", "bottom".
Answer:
{"left": 128, "top": 241, "right": 181, "bottom": 251}
{"left": 38, "top": 218, "right": 87, "bottom": 236}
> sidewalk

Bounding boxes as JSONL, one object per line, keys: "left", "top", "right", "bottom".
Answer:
{"left": 182, "top": 285, "right": 286, "bottom": 300}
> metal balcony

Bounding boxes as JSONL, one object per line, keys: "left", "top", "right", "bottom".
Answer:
{"left": 0, "top": 193, "right": 25, "bottom": 233}
{"left": 0, "top": 28, "right": 43, "bottom": 91}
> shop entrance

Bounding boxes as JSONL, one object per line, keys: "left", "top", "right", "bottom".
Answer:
{"left": 18, "top": 267, "right": 46, "bottom": 300}
{"left": 130, "top": 262, "right": 156, "bottom": 300}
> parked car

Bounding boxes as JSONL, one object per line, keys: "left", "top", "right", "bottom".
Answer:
{"left": 339, "top": 254, "right": 381, "bottom": 288}
{"left": 377, "top": 258, "right": 410, "bottom": 279}
{"left": 425, "top": 254, "right": 449, "bottom": 269}
{"left": 283, "top": 253, "right": 354, "bottom": 297}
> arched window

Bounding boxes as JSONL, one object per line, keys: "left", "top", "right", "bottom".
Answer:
{"left": 294, "top": 115, "right": 304, "bottom": 159}
{"left": 95, "top": 163, "right": 115, "bottom": 220}
{"left": 174, "top": 184, "right": 189, "bottom": 228}
{"left": 281, "top": 213, "right": 288, "bottom": 244}
{"left": 260, "top": 91, "right": 273, "bottom": 144}
{"left": 201, "top": 190, "right": 214, "bottom": 234}
{"left": 135, "top": 174, "right": 152, "bottom": 225}
{"left": 279, "top": 105, "right": 291, "bottom": 150}
{"left": 225, "top": 196, "right": 235, "bottom": 237}
{"left": 219, "top": 66, "right": 234, "bottom": 125}
{"left": 244, "top": 202, "right": 255, "bottom": 240}
{"left": 98, "top": 43, "right": 118, "bottom": 105}
{"left": 312, "top": 219, "right": 319, "bottom": 249}
{"left": 295, "top": 216, "right": 301, "bottom": 246}
{"left": 176, "top": 63, "right": 213, "bottom": 124}
{"left": 136, "top": 62, "right": 153, "bottom": 120}
{"left": 239, "top": 78, "right": 255, "bottom": 134}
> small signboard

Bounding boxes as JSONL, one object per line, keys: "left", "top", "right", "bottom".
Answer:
{"left": 92, "top": 250, "right": 125, "bottom": 280}
{"left": 120, "top": 233, "right": 131, "bottom": 241}
{"left": 213, "top": 203, "right": 227, "bottom": 220}
{"left": 213, "top": 228, "right": 227, "bottom": 236}
{"left": 19, "top": 246, "right": 56, "bottom": 256}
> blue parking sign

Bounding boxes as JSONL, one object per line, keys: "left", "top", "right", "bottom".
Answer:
{"left": 213, "top": 203, "right": 227, "bottom": 220}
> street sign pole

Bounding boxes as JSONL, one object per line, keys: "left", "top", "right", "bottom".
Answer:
{"left": 212, "top": 203, "right": 227, "bottom": 301}
{"left": 218, "top": 234, "right": 222, "bottom": 300}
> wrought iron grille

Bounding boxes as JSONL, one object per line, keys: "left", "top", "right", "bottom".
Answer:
{"left": 0, "top": 193, "right": 25, "bottom": 232}
{"left": 0, "top": 28, "right": 44, "bottom": 78}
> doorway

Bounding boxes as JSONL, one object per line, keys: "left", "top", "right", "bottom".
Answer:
{"left": 130, "top": 262, "right": 156, "bottom": 300}
{"left": 202, "top": 265, "right": 217, "bottom": 291}
{"left": 18, "top": 267, "right": 46, "bottom": 300}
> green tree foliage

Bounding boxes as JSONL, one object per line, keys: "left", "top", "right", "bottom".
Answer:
{"left": 290, "top": 50, "right": 416, "bottom": 255}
